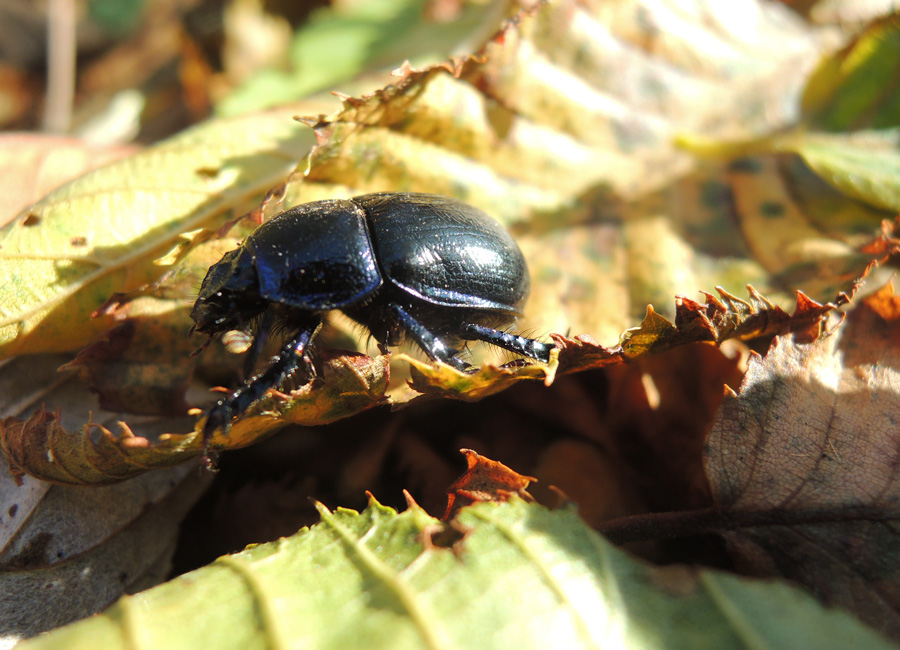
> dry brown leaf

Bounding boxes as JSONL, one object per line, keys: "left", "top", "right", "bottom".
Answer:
{"left": 442, "top": 448, "right": 536, "bottom": 520}
{"left": 705, "top": 281, "right": 900, "bottom": 639}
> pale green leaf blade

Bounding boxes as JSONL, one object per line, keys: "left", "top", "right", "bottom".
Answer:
{"left": 17, "top": 499, "right": 897, "bottom": 650}
{"left": 778, "top": 128, "right": 900, "bottom": 211}
{"left": 0, "top": 109, "right": 313, "bottom": 358}
{"left": 218, "top": 0, "right": 508, "bottom": 117}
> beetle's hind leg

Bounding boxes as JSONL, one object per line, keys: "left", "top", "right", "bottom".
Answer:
{"left": 200, "top": 316, "right": 324, "bottom": 457}
{"left": 460, "top": 323, "right": 554, "bottom": 363}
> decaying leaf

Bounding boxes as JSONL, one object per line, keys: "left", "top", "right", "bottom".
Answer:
{"left": 15, "top": 498, "right": 896, "bottom": 650}
{"left": 0, "top": 462, "right": 210, "bottom": 640}
{"left": 705, "top": 282, "right": 900, "bottom": 639}
{"left": 442, "top": 448, "right": 536, "bottom": 519}
{"left": 58, "top": 301, "right": 197, "bottom": 415}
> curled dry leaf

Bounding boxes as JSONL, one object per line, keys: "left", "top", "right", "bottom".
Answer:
{"left": 705, "top": 281, "right": 900, "bottom": 641}
{"left": 442, "top": 449, "right": 537, "bottom": 520}
{"left": 0, "top": 280, "right": 848, "bottom": 485}
{"left": 0, "top": 349, "right": 391, "bottom": 485}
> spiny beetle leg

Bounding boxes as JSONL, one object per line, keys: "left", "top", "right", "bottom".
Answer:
{"left": 200, "top": 317, "right": 323, "bottom": 459}
{"left": 389, "top": 304, "right": 471, "bottom": 372}
{"left": 460, "top": 323, "right": 554, "bottom": 363}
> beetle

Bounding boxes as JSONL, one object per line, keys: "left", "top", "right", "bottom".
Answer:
{"left": 191, "top": 192, "right": 554, "bottom": 444}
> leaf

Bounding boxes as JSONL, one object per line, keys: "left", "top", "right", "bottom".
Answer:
{"left": 58, "top": 300, "right": 197, "bottom": 415}
{"left": 218, "top": 0, "right": 509, "bottom": 116}
{"left": 0, "top": 348, "right": 391, "bottom": 485}
{"left": 0, "top": 108, "right": 313, "bottom": 358}
{"left": 442, "top": 448, "right": 536, "bottom": 519}
{"left": 403, "top": 351, "right": 559, "bottom": 402}
{"left": 0, "top": 462, "right": 210, "bottom": 640}
{"left": 15, "top": 498, "right": 897, "bottom": 650}
{"left": 801, "top": 13, "right": 900, "bottom": 131}
{"left": 703, "top": 16, "right": 900, "bottom": 216}
{"left": 6, "top": 0, "right": 894, "bottom": 483}
{"left": 0, "top": 133, "right": 137, "bottom": 226}
{"left": 3, "top": 276, "right": 851, "bottom": 487}
{"left": 776, "top": 128, "right": 900, "bottom": 212}
{"left": 705, "top": 281, "right": 900, "bottom": 639}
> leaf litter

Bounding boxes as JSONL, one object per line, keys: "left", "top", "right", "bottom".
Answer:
{"left": 3, "top": 1, "right": 900, "bottom": 645}
{"left": 4, "top": 0, "right": 891, "bottom": 484}
{"left": 705, "top": 282, "right": 900, "bottom": 639}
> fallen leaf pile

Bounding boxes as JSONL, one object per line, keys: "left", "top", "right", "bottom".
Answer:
{"left": 2, "top": 1, "right": 900, "bottom": 648}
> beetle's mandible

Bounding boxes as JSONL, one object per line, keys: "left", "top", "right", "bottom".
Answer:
{"left": 190, "top": 192, "right": 554, "bottom": 444}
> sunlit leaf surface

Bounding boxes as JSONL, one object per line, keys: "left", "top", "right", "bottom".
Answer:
{"left": 16, "top": 498, "right": 896, "bottom": 650}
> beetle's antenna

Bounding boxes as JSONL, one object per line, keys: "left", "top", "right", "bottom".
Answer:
{"left": 190, "top": 336, "right": 212, "bottom": 357}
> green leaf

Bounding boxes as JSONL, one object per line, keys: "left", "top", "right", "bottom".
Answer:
{"left": 0, "top": 109, "right": 313, "bottom": 358}
{"left": 17, "top": 499, "right": 896, "bottom": 650}
{"left": 704, "top": 14, "right": 900, "bottom": 216}
{"left": 776, "top": 129, "right": 900, "bottom": 212}
{"left": 218, "top": 0, "right": 507, "bottom": 117}
{"left": 801, "top": 14, "right": 900, "bottom": 131}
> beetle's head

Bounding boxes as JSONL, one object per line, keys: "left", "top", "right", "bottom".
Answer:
{"left": 190, "top": 246, "right": 266, "bottom": 337}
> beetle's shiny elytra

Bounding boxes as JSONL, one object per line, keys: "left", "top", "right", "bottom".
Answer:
{"left": 191, "top": 192, "right": 554, "bottom": 443}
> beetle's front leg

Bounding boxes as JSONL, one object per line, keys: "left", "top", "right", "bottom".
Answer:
{"left": 201, "top": 317, "right": 324, "bottom": 456}
{"left": 240, "top": 308, "right": 275, "bottom": 380}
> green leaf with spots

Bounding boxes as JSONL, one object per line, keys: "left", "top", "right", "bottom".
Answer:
{"left": 0, "top": 109, "right": 313, "bottom": 359}
{"left": 16, "top": 498, "right": 897, "bottom": 650}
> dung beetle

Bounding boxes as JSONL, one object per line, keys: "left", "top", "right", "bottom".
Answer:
{"left": 191, "top": 192, "right": 553, "bottom": 443}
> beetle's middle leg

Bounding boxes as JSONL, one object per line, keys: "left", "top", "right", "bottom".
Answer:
{"left": 388, "top": 304, "right": 471, "bottom": 372}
